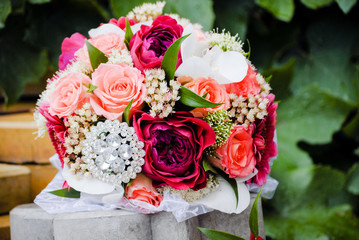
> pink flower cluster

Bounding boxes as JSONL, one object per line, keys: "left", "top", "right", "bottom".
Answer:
{"left": 37, "top": 8, "right": 278, "bottom": 210}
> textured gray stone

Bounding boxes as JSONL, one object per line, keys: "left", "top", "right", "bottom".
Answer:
{"left": 10, "top": 194, "right": 264, "bottom": 240}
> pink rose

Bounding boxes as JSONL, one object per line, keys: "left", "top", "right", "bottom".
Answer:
{"left": 75, "top": 33, "right": 126, "bottom": 69}
{"left": 90, "top": 63, "right": 146, "bottom": 120}
{"left": 126, "top": 174, "right": 163, "bottom": 207}
{"left": 133, "top": 111, "right": 216, "bottom": 190}
{"left": 49, "top": 72, "right": 91, "bottom": 118}
{"left": 58, "top": 33, "right": 86, "bottom": 70}
{"left": 109, "top": 17, "right": 138, "bottom": 30}
{"left": 210, "top": 125, "right": 256, "bottom": 178}
{"left": 179, "top": 76, "right": 230, "bottom": 117}
{"left": 129, "top": 15, "right": 183, "bottom": 72}
{"left": 224, "top": 65, "right": 261, "bottom": 98}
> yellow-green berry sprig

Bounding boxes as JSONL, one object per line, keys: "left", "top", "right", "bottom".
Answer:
{"left": 204, "top": 110, "right": 233, "bottom": 149}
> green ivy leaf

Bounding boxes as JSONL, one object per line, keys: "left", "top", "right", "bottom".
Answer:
{"left": 125, "top": 18, "right": 133, "bottom": 50}
{"left": 202, "top": 158, "right": 218, "bottom": 174}
{"left": 335, "top": 0, "right": 357, "bottom": 13}
{"left": 161, "top": 34, "right": 189, "bottom": 80}
{"left": 0, "top": 0, "right": 11, "bottom": 29}
{"left": 0, "top": 39, "right": 48, "bottom": 107}
{"left": 179, "top": 86, "right": 223, "bottom": 108}
{"left": 123, "top": 99, "right": 134, "bottom": 125}
{"left": 28, "top": 0, "right": 51, "bottom": 4}
{"left": 86, "top": 40, "right": 108, "bottom": 71}
{"left": 84, "top": 83, "right": 98, "bottom": 93}
{"left": 254, "top": 0, "right": 295, "bottom": 22}
{"left": 249, "top": 189, "right": 262, "bottom": 237}
{"left": 48, "top": 188, "right": 80, "bottom": 198}
{"left": 197, "top": 227, "right": 246, "bottom": 240}
{"left": 347, "top": 163, "right": 359, "bottom": 195}
{"left": 301, "top": 0, "right": 334, "bottom": 9}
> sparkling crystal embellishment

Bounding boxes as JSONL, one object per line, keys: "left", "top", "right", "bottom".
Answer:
{"left": 82, "top": 120, "right": 145, "bottom": 185}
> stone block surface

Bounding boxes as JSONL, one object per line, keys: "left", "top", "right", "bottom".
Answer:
{"left": 0, "top": 214, "right": 10, "bottom": 240}
{"left": 0, "top": 112, "right": 54, "bottom": 164}
{"left": 10, "top": 194, "right": 264, "bottom": 240}
{"left": 0, "top": 164, "right": 31, "bottom": 214}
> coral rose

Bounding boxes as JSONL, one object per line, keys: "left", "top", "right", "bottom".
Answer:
{"left": 129, "top": 15, "right": 183, "bottom": 72}
{"left": 126, "top": 174, "right": 163, "bottom": 207}
{"left": 224, "top": 64, "right": 261, "bottom": 98}
{"left": 133, "top": 111, "right": 216, "bottom": 190}
{"left": 109, "top": 17, "right": 138, "bottom": 30}
{"left": 179, "top": 76, "right": 230, "bottom": 117}
{"left": 49, "top": 72, "right": 91, "bottom": 118}
{"left": 90, "top": 63, "right": 146, "bottom": 120}
{"left": 210, "top": 125, "right": 256, "bottom": 178}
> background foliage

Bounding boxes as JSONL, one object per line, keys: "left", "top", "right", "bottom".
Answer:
{"left": 1, "top": 0, "right": 359, "bottom": 239}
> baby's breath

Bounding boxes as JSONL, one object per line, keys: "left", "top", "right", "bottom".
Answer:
{"left": 127, "top": 1, "right": 165, "bottom": 22}
{"left": 207, "top": 29, "right": 244, "bottom": 53}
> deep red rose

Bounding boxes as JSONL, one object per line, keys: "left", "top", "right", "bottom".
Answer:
{"left": 133, "top": 111, "right": 216, "bottom": 190}
{"left": 129, "top": 15, "right": 183, "bottom": 72}
{"left": 250, "top": 233, "right": 264, "bottom": 240}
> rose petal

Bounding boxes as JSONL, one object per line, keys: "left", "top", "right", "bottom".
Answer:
{"left": 131, "top": 21, "right": 153, "bottom": 34}
{"left": 62, "top": 164, "right": 115, "bottom": 194}
{"left": 194, "top": 176, "right": 250, "bottom": 214}
{"left": 89, "top": 23, "right": 125, "bottom": 38}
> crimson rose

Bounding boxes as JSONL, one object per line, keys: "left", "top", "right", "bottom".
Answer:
{"left": 129, "top": 15, "right": 183, "bottom": 72}
{"left": 133, "top": 111, "right": 216, "bottom": 190}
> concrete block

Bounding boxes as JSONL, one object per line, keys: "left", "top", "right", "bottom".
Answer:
{"left": 53, "top": 210, "right": 152, "bottom": 240}
{"left": 0, "top": 214, "right": 10, "bottom": 240}
{"left": 151, "top": 211, "right": 201, "bottom": 240}
{"left": 11, "top": 194, "right": 265, "bottom": 240}
{"left": 0, "top": 112, "right": 54, "bottom": 164}
{"left": 0, "top": 164, "right": 30, "bottom": 214}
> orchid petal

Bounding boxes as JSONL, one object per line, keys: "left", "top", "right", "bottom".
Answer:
{"left": 181, "top": 25, "right": 209, "bottom": 60}
{"left": 62, "top": 164, "right": 115, "bottom": 194}
{"left": 175, "top": 56, "right": 211, "bottom": 78}
{"left": 211, "top": 51, "right": 248, "bottom": 84}
{"left": 89, "top": 24, "right": 125, "bottom": 38}
{"left": 194, "top": 176, "right": 250, "bottom": 214}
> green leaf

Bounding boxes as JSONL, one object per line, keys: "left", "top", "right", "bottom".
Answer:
{"left": 86, "top": 40, "right": 108, "bottom": 71}
{"left": 84, "top": 83, "right": 98, "bottom": 93}
{"left": 336, "top": 0, "right": 357, "bottom": 13}
{"left": 290, "top": 19, "right": 359, "bottom": 106}
{"left": 123, "top": 99, "right": 134, "bottom": 125}
{"left": 179, "top": 86, "right": 223, "bottom": 108}
{"left": 249, "top": 189, "right": 262, "bottom": 237}
{"left": 48, "top": 188, "right": 81, "bottom": 198}
{"left": 161, "top": 34, "right": 190, "bottom": 80}
{"left": 28, "top": 0, "right": 51, "bottom": 4}
{"left": 125, "top": 18, "right": 133, "bottom": 50}
{"left": 163, "top": 0, "right": 215, "bottom": 31}
{"left": 347, "top": 163, "right": 359, "bottom": 195}
{"left": 0, "top": 39, "right": 48, "bottom": 107}
{"left": 254, "top": 0, "right": 294, "bottom": 22}
{"left": 202, "top": 158, "right": 218, "bottom": 174}
{"left": 0, "top": 0, "right": 11, "bottom": 29}
{"left": 301, "top": 0, "right": 334, "bottom": 9}
{"left": 197, "top": 227, "right": 246, "bottom": 240}
{"left": 110, "top": 0, "right": 156, "bottom": 18}
{"left": 215, "top": 168, "right": 238, "bottom": 208}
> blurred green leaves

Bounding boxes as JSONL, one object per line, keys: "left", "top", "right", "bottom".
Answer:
{"left": 0, "top": 0, "right": 11, "bottom": 29}
{"left": 255, "top": 0, "right": 294, "bottom": 22}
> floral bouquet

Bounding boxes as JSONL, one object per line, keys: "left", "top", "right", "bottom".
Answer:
{"left": 34, "top": 1, "right": 278, "bottom": 221}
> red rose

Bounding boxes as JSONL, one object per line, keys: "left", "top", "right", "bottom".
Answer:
{"left": 129, "top": 15, "right": 183, "bottom": 72}
{"left": 133, "top": 111, "right": 216, "bottom": 190}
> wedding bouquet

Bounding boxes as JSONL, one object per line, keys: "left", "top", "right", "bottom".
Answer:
{"left": 34, "top": 1, "right": 278, "bottom": 221}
